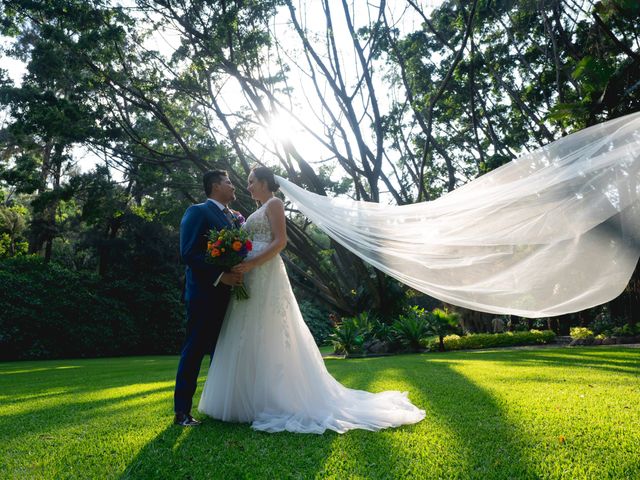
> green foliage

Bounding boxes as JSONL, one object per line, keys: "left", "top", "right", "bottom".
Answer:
{"left": 0, "top": 232, "right": 28, "bottom": 258}
{"left": 611, "top": 324, "right": 640, "bottom": 337}
{"left": 370, "top": 318, "right": 395, "bottom": 345}
{"left": 1, "top": 0, "right": 638, "bottom": 340}
{"left": 588, "top": 307, "right": 635, "bottom": 337}
{"left": 0, "top": 256, "right": 183, "bottom": 360}
{"left": 430, "top": 330, "right": 556, "bottom": 351}
{"left": 329, "top": 307, "right": 557, "bottom": 355}
{"left": 0, "top": 205, "right": 29, "bottom": 258}
{"left": 346, "top": 273, "right": 411, "bottom": 323}
{"left": 330, "top": 317, "right": 364, "bottom": 355}
{"left": 570, "top": 327, "right": 595, "bottom": 340}
{"left": 298, "top": 300, "right": 332, "bottom": 346}
{"left": 392, "top": 306, "right": 431, "bottom": 352}
{"left": 426, "top": 307, "right": 461, "bottom": 351}
{"left": 329, "top": 311, "right": 401, "bottom": 355}
{"left": 350, "top": 311, "right": 377, "bottom": 340}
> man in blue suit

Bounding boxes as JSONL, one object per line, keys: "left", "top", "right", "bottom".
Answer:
{"left": 173, "top": 170, "right": 244, "bottom": 426}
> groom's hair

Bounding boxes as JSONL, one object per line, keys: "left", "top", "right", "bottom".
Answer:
{"left": 203, "top": 170, "right": 229, "bottom": 196}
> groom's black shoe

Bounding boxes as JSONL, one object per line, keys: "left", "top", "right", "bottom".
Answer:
{"left": 174, "top": 412, "right": 201, "bottom": 426}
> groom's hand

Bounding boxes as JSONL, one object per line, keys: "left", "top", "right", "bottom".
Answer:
{"left": 220, "top": 271, "right": 244, "bottom": 287}
{"left": 231, "top": 260, "right": 255, "bottom": 274}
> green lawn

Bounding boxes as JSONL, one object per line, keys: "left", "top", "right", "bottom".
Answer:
{"left": 1, "top": 347, "right": 639, "bottom": 479}
{"left": 318, "top": 344, "right": 334, "bottom": 355}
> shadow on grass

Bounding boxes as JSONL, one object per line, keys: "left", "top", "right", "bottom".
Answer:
{"left": 121, "top": 357, "right": 423, "bottom": 479}
{"left": 7, "top": 350, "right": 637, "bottom": 478}
{"left": 0, "top": 356, "right": 180, "bottom": 448}
{"left": 460, "top": 347, "right": 640, "bottom": 376}
{"left": 0, "top": 356, "right": 178, "bottom": 400}
{"left": 416, "top": 358, "right": 538, "bottom": 479}
{"left": 0, "top": 386, "right": 171, "bottom": 445}
{"left": 120, "top": 417, "right": 338, "bottom": 479}
{"left": 338, "top": 347, "right": 639, "bottom": 478}
{"left": 317, "top": 354, "right": 540, "bottom": 479}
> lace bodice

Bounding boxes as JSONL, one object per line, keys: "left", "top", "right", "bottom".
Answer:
{"left": 243, "top": 198, "right": 275, "bottom": 246}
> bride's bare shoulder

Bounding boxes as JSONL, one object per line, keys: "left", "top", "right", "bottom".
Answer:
{"left": 264, "top": 197, "right": 284, "bottom": 216}
{"left": 266, "top": 196, "right": 283, "bottom": 207}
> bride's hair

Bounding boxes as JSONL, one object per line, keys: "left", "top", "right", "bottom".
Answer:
{"left": 251, "top": 166, "right": 280, "bottom": 192}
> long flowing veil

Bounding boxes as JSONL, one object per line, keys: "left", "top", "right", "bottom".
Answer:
{"left": 276, "top": 112, "right": 640, "bottom": 318}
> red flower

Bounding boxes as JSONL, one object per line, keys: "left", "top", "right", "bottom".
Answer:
{"left": 245, "top": 239, "right": 253, "bottom": 251}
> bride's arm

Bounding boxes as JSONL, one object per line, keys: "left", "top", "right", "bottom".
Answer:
{"left": 232, "top": 198, "right": 287, "bottom": 273}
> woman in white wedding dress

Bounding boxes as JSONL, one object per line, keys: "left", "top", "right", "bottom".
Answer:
{"left": 198, "top": 166, "right": 425, "bottom": 434}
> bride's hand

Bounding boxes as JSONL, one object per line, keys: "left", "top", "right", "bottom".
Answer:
{"left": 232, "top": 260, "right": 255, "bottom": 273}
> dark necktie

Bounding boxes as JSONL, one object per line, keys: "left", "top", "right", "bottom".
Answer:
{"left": 222, "top": 207, "right": 236, "bottom": 226}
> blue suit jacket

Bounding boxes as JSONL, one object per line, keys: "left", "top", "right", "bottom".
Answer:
{"left": 180, "top": 201, "right": 233, "bottom": 301}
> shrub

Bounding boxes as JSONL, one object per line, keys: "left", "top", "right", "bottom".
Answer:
{"left": 427, "top": 308, "right": 461, "bottom": 351}
{"left": 353, "top": 311, "right": 401, "bottom": 352}
{"left": 330, "top": 317, "right": 364, "bottom": 355}
{"left": 570, "top": 327, "right": 595, "bottom": 340}
{"left": 611, "top": 324, "right": 639, "bottom": 337}
{"left": 299, "top": 301, "right": 333, "bottom": 345}
{"left": 351, "top": 311, "right": 377, "bottom": 342}
{"left": 392, "top": 307, "right": 430, "bottom": 352}
{"left": 370, "top": 320, "right": 395, "bottom": 345}
{"left": 589, "top": 308, "right": 616, "bottom": 335}
{"left": 0, "top": 255, "right": 183, "bottom": 360}
{"left": 429, "top": 330, "right": 556, "bottom": 351}
{"left": 510, "top": 318, "right": 531, "bottom": 332}
{"left": 329, "top": 311, "right": 403, "bottom": 355}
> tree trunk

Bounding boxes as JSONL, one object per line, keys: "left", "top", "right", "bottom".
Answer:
{"left": 609, "top": 260, "right": 640, "bottom": 325}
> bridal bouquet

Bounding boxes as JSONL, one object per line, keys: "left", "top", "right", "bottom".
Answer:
{"left": 206, "top": 228, "right": 253, "bottom": 300}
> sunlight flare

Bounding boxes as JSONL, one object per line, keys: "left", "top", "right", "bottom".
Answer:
{"left": 264, "top": 112, "right": 297, "bottom": 144}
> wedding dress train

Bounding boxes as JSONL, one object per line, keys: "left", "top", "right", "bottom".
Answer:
{"left": 198, "top": 199, "right": 425, "bottom": 433}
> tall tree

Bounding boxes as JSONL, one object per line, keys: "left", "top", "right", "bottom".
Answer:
{"left": 0, "top": 0, "right": 126, "bottom": 261}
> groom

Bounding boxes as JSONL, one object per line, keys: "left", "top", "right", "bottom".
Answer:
{"left": 173, "top": 170, "right": 244, "bottom": 426}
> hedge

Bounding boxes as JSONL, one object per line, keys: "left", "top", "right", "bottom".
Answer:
{"left": 0, "top": 256, "right": 183, "bottom": 360}
{"left": 429, "top": 330, "right": 556, "bottom": 351}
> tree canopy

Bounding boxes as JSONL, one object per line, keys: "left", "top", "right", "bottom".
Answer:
{"left": 1, "top": 0, "right": 638, "bottom": 358}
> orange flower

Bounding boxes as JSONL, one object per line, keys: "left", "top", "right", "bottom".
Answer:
{"left": 210, "top": 248, "right": 221, "bottom": 257}
{"left": 232, "top": 241, "right": 243, "bottom": 251}
{"left": 207, "top": 241, "right": 214, "bottom": 250}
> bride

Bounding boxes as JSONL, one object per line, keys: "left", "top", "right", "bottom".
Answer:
{"left": 198, "top": 166, "right": 426, "bottom": 434}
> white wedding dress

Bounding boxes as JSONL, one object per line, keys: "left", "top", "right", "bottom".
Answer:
{"left": 198, "top": 198, "right": 425, "bottom": 433}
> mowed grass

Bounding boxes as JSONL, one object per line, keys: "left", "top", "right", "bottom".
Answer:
{"left": 1, "top": 347, "right": 639, "bottom": 479}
